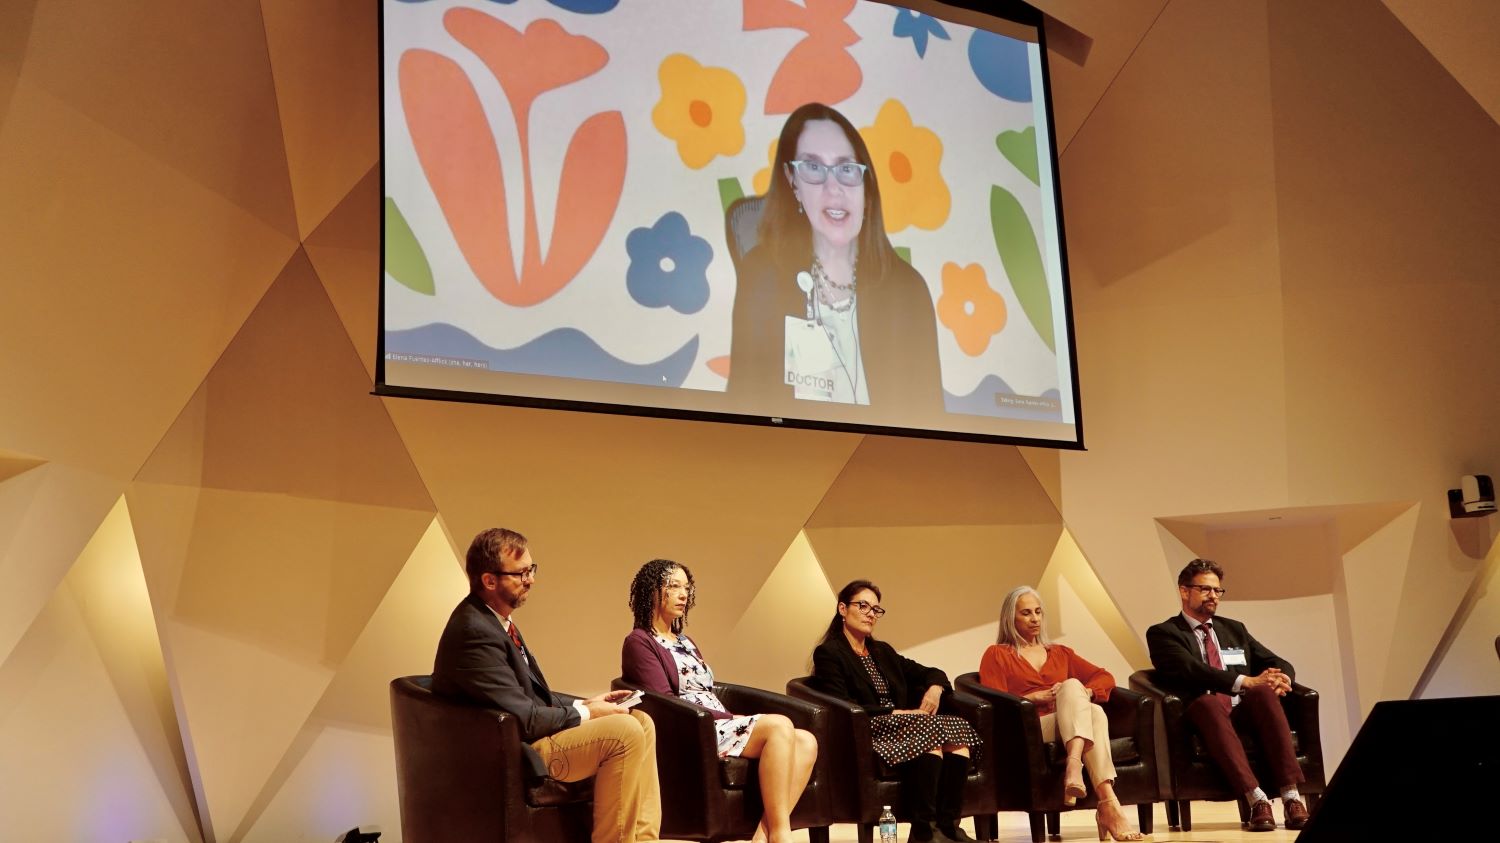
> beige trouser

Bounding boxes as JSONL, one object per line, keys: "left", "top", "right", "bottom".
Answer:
{"left": 532, "top": 709, "right": 662, "bottom": 843}
{"left": 1037, "top": 678, "right": 1117, "bottom": 785}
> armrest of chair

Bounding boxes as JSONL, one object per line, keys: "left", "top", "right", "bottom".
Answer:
{"left": 1128, "top": 669, "right": 1183, "bottom": 725}
{"left": 717, "top": 682, "right": 826, "bottom": 729}
{"left": 787, "top": 676, "right": 877, "bottom": 817}
{"left": 1101, "top": 686, "right": 1147, "bottom": 741}
{"left": 1286, "top": 682, "right": 1323, "bottom": 766}
{"left": 948, "top": 688, "right": 995, "bottom": 783}
{"left": 954, "top": 673, "right": 1039, "bottom": 768}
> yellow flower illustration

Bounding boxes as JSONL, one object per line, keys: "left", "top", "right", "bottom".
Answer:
{"left": 752, "top": 138, "right": 779, "bottom": 196}
{"left": 861, "top": 99, "right": 950, "bottom": 232}
{"left": 653, "top": 54, "right": 747, "bottom": 170}
{"left": 937, "top": 262, "right": 1007, "bottom": 356}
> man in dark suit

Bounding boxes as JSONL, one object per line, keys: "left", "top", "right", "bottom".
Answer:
{"left": 1146, "top": 559, "right": 1307, "bottom": 832}
{"left": 433, "top": 527, "right": 661, "bottom": 843}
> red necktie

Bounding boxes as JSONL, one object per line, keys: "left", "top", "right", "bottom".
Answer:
{"left": 506, "top": 620, "right": 524, "bottom": 654}
{"left": 1200, "top": 622, "right": 1233, "bottom": 714}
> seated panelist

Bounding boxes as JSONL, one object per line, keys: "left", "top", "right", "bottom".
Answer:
{"left": 432, "top": 527, "right": 661, "bottom": 843}
{"left": 979, "top": 586, "right": 1143, "bottom": 841}
{"left": 812, "top": 580, "right": 980, "bottom": 843}
{"left": 621, "top": 558, "right": 817, "bottom": 843}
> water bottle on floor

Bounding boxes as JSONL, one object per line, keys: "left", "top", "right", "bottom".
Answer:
{"left": 879, "top": 805, "right": 897, "bottom": 843}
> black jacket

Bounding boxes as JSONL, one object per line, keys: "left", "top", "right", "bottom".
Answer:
{"left": 431, "top": 593, "right": 580, "bottom": 779}
{"left": 727, "top": 244, "right": 943, "bottom": 417}
{"left": 1146, "top": 613, "right": 1294, "bottom": 702}
{"left": 811, "top": 635, "right": 951, "bottom": 716}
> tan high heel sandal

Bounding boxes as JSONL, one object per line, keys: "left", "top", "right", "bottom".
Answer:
{"left": 1094, "top": 797, "right": 1145, "bottom": 841}
{"left": 1062, "top": 756, "right": 1086, "bottom": 806}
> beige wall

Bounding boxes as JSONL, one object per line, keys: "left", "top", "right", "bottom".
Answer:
{"left": 2, "top": 1, "right": 1498, "bottom": 840}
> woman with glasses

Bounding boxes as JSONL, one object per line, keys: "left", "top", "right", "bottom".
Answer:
{"left": 621, "top": 559, "right": 817, "bottom": 843}
{"left": 979, "top": 586, "right": 1143, "bottom": 841}
{"left": 728, "top": 102, "right": 941, "bottom": 413}
{"left": 812, "top": 580, "right": 979, "bottom": 843}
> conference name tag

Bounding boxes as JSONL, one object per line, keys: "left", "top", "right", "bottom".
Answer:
{"left": 784, "top": 316, "right": 838, "bottom": 402}
{"left": 1221, "top": 647, "right": 1248, "bottom": 666}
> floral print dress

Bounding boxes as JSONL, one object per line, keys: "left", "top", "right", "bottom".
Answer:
{"left": 655, "top": 631, "right": 762, "bottom": 757}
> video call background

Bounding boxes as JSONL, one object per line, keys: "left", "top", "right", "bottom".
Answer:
{"left": 383, "top": 0, "right": 1075, "bottom": 437}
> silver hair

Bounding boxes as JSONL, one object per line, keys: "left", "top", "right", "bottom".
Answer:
{"left": 996, "top": 585, "right": 1049, "bottom": 647}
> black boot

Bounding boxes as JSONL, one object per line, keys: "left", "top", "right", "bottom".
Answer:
{"left": 901, "top": 753, "right": 945, "bottom": 842}
{"left": 936, "top": 752, "right": 976, "bottom": 842}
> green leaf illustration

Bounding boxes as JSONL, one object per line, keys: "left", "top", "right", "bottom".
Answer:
{"left": 996, "top": 127, "right": 1039, "bottom": 186}
{"left": 990, "top": 186, "right": 1052, "bottom": 352}
{"left": 894, "top": 245, "right": 912, "bottom": 264}
{"left": 717, "top": 177, "right": 746, "bottom": 213}
{"left": 384, "top": 197, "right": 435, "bottom": 295}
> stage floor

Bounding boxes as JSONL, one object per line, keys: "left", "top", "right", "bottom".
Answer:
{"left": 686, "top": 802, "right": 1310, "bottom": 842}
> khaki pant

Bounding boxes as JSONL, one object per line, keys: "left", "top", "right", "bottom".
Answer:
{"left": 1038, "top": 678, "right": 1117, "bottom": 785}
{"left": 532, "top": 709, "right": 661, "bottom": 843}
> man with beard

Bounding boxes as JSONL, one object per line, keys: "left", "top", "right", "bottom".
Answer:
{"left": 432, "top": 527, "right": 661, "bottom": 843}
{"left": 1146, "top": 558, "right": 1307, "bottom": 832}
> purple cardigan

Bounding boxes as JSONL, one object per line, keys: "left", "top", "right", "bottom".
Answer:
{"left": 621, "top": 627, "right": 733, "bottom": 721}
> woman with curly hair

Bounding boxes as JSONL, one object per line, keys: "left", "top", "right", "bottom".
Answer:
{"left": 621, "top": 558, "right": 817, "bottom": 843}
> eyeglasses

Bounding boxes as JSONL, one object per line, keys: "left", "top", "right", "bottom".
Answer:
{"left": 787, "top": 159, "right": 868, "bottom": 187}
{"left": 1186, "top": 585, "right": 1226, "bottom": 597}
{"left": 496, "top": 564, "right": 538, "bottom": 581}
{"left": 846, "top": 600, "right": 886, "bottom": 618}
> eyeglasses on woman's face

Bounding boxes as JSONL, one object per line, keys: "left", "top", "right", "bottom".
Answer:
{"left": 844, "top": 600, "right": 886, "bottom": 618}
{"left": 786, "top": 159, "right": 868, "bottom": 187}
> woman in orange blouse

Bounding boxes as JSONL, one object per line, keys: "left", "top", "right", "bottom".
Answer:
{"left": 980, "top": 586, "right": 1143, "bottom": 841}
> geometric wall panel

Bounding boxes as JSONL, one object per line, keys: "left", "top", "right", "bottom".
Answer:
{"left": 806, "top": 437, "right": 1063, "bottom": 648}
{"left": 306, "top": 166, "right": 381, "bottom": 380}
{"left": 717, "top": 531, "right": 839, "bottom": 694}
{"left": 259, "top": 0, "right": 378, "bottom": 240}
{"left": 1383, "top": 0, "right": 1500, "bottom": 126}
{"left": 237, "top": 518, "right": 458, "bottom": 841}
{"left": 0, "top": 497, "right": 198, "bottom": 843}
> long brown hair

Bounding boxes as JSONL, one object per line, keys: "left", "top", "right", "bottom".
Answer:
{"left": 758, "top": 103, "right": 898, "bottom": 283}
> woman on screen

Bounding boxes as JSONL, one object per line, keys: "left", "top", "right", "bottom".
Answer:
{"left": 728, "top": 103, "right": 942, "bottom": 414}
{"left": 621, "top": 559, "right": 818, "bottom": 843}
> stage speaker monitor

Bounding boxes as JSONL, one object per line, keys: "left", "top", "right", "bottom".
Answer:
{"left": 1299, "top": 695, "right": 1500, "bottom": 838}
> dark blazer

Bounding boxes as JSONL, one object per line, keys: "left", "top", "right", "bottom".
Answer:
{"left": 727, "top": 244, "right": 943, "bottom": 415}
{"left": 1145, "top": 613, "right": 1295, "bottom": 702}
{"left": 432, "top": 593, "right": 581, "bottom": 778}
{"left": 620, "top": 627, "right": 732, "bottom": 721}
{"left": 811, "top": 635, "right": 951, "bottom": 716}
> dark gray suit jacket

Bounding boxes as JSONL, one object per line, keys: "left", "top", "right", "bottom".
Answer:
{"left": 432, "top": 593, "right": 581, "bottom": 779}
{"left": 1146, "top": 613, "right": 1294, "bottom": 703}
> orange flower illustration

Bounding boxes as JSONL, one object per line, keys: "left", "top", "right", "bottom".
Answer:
{"left": 861, "top": 99, "right": 950, "bottom": 233}
{"left": 751, "top": 138, "right": 779, "bottom": 196}
{"left": 653, "top": 54, "right": 747, "bottom": 170}
{"left": 743, "top": 0, "right": 861, "bottom": 114}
{"left": 399, "top": 10, "right": 625, "bottom": 307}
{"left": 938, "top": 262, "right": 1007, "bottom": 356}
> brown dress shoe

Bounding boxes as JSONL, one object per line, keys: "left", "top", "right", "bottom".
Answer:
{"left": 1247, "top": 799, "right": 1276, "bottom": 832}
{"left": 1283, "top": 797, "right": 1309, "bottom": 830}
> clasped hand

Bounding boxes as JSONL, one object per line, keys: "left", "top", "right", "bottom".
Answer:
{"left": 1247, "top": 668, "right": 1292, "bottom": 696}
{"left": 895, "top": 685, "right": 945, "bottom": 715}
{"left": 1025, "top": 683, "right": 1090, "bottom": 704}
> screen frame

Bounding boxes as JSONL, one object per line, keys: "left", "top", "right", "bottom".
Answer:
{"left": 374, "top": 0, "right": 1085, "bottom": 450}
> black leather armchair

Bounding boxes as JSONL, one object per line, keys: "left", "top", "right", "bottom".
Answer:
{"left": 954, "top": 672, "right": 1158, "bottom": 843}
{"left": 1128, "top": 669, "right": 1325, "bottom": 831}
{"left": 786, "top": 676, "right": 998, "bottom": 843}
{"left": 611, "top": 678, "right": 833, "bottom": 842}
{"left": 390, "top": 675, "right": 593, "bottom": 843}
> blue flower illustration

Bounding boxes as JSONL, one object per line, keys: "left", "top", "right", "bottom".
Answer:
{"left": 968, "top": 29, "right": 1032, "bottom": 102}
{"left": 893, "top": 10, "right": 950, "bottom": 58}
{"left": 626, "top": 212, "right": 712, "bottom": 314}
{"left": 395, "top": 0, "right": 619, "bottom": 11}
